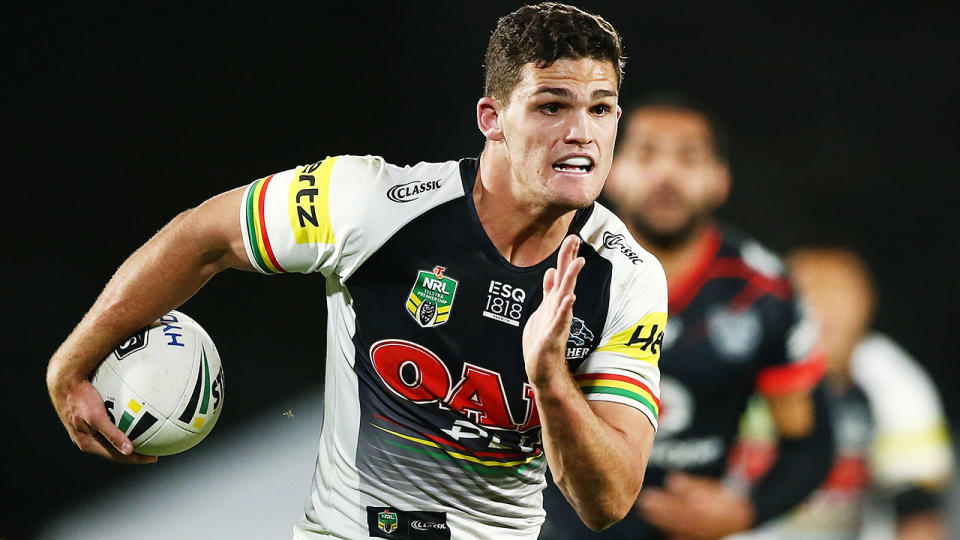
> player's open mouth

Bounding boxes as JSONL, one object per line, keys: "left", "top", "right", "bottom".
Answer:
{"left": 552, "top": 156, "right": 594, "bottom": 174}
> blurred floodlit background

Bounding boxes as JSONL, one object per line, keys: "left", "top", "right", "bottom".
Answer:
{"left": 8, "top": 2, "right": 958, "bottom": 539}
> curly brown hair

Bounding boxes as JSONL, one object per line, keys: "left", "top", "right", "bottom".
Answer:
{"left": 484, "top": 3, "right": 625, "bottom": 104}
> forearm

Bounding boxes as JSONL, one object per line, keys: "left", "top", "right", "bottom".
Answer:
{"left": 750, "top": 382, "right": 834, "bottom": 525}
{"left": 534, "top": 369, "right": 651, "bottom": 530}
{"left": 47, "top": 191, "right": 245, "bottom": 391}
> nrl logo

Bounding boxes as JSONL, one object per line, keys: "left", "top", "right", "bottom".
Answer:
{"left": 377, "top": 510, "right": 398, "bottom": 534}
{"left": 406, "top": 266, "right": 459, "bottom": 327}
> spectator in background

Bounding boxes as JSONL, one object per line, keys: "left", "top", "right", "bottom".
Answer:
{"left": 728, "top": 245, "right": 955, "bottom": 540}
{"left": 540, "top": 92, "right": 834, "bottom": 539}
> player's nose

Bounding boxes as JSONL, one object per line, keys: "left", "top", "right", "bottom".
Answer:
{"left": 563, "top": 110, "right": 593, "bottom": 146}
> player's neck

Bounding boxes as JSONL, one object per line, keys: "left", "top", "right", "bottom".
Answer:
{"left": 475, "top": 148, "right": 577, "bottom": 267}
{"left": 627, "top": 221, "right": 714, "bottom": 282}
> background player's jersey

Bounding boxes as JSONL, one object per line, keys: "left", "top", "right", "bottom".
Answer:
{"left": 540, "top": 224, "right": 823, "bottom": 539}
{"left": 729, "top": 332, "right": 954, "bottom": 540}
{"left": 240, "top": 156, "right": 667, "bottom": 539}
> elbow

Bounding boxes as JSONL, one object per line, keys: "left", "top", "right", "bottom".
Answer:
{"left": 579, "top": 498, "right": 634, "bottom": 531}
{"left": 576, "top": 475, "right": 643, "bottom": 531}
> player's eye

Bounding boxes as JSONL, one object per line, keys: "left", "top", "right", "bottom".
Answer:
{"left": 591, "top": 104, "right": 611, "bottom": 116}
{"left": 540, "top": 103, "right": 561, "bottom": 115}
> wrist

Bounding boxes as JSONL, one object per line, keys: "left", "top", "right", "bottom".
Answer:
{"left": 528, "top": 365, "right": 576, "bottom": 401}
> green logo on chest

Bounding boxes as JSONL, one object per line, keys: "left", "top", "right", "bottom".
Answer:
{"left": 406, "top": 265, "right": 458, "bottom": 327}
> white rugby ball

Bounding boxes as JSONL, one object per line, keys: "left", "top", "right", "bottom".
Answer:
{"left": 91, "top": 310, "right": 224, "bottom": 456}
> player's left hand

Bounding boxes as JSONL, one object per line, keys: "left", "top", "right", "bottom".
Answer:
{"left": 636, "top": 472, "right": 754, "bottom": 540}
{"left": 522, "top": 234, "right": 585, "bottom": 386}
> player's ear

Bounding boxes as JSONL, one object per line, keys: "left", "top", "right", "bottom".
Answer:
{"left": 477, "top": 97, "right": 504, "bottom": 142}
{"left": 709, "top": 161, "right": 731, "bottom": 208}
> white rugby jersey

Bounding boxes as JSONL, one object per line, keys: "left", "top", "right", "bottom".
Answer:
{"left": 239, "top": 155, "right": 667, "bottom": 539}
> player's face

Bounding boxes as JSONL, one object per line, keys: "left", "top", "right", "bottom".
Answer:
{"left": 498, "top": 58, "right": 620, "bottom": 210}
{"left": 788, "top": 252, "right": 873, "bottom": 375}
{"left": 605, "top": 109, "right": 728, "bottom": 247}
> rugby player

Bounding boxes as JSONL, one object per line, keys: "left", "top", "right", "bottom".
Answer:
{"left": 541, "top": 92, "right": 835, "bottom": 539}
{"left": 728, "top": 245, "right": 954, "bottom": 540}
{"left": 46, "top": 4, "right": 668, "bottom": 539}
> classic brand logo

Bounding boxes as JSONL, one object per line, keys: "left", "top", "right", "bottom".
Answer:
{"left": 602, "top": 231, "right": 643, "bottom": 264}
{"left": 378, "top": 510, "right": 398, "bottom": 534}
{"left": 406, "top": 266, "right": 459, "bottom": 327}
{"left": 387, "top": 178, "right": 443, "bottom": 203}
{"left": 411, "top": 520, "right": 448, "bottom": 531}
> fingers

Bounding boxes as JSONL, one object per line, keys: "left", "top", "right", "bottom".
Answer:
{"left": 542, "top": 267, "right": 556, "bottom": 294}
{"left": 553, "top": 235, "right": 584, "bottom": 298}
{"left": 68, "top": 381, "right": 156, "bottom": 464}
{"left": 88, "top": 409, "right": 134, "bottom": 458}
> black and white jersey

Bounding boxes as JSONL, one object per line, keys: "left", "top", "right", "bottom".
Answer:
{"left": 240, "top": 155, "right": 667, "bottom": 539}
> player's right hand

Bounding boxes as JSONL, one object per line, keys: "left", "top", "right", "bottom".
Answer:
{"left": 49, "top": 377, "right": 158, "bottom": 464}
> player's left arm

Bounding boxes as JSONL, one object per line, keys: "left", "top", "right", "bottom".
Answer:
{"left": 523, "top": 235, "right": 659, "bottom": 531}
{"left": 742, "top": 294, "right": 835, "bottom": 529}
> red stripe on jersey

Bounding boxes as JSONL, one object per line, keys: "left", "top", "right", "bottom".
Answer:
{"left": 755, "top": 351, "right": 827, "bottom": 395}
{"left": 574, "top": 373, "right": 661, "bottom": 408}
{"left": 708, "top": 258, "right": 792, "bottom": 310}
{"left": 669, "top": 226, "right": 722, "bottom": 313}
{"left": 257, "top": 174, "right": 287, "bottom": 273}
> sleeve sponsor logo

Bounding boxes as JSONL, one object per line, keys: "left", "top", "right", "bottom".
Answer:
{"left": 602, "top": 231, "right": 643, "bottom": 264}
{"left": 597, "top": 311, "right": 667, "bottom": 365}
{"left": 287, "top": 158, "right": 336, "bottom": 244}
{"left": 387, "top": 178, "right": 443, "bottom": 203}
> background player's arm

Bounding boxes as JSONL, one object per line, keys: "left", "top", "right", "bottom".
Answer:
{"left": 46, "top": 187, "right": 250, "bottom": 463}
{"left": 523, "top": 235, "right": 655, "bottom": 531}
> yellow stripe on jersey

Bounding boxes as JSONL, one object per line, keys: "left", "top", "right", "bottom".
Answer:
{"left": 250, "top": 179, "right": 283, "bottom": 273}
{"left": 288, "top": 157, "right": 338, "bottom": 245}
{"left": 595, "top": 312, "right": 667, "bottom": 367}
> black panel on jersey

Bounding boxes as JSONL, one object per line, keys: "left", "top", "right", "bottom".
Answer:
{"left": 343, "top": 157, "right": 613, "bottom": 507}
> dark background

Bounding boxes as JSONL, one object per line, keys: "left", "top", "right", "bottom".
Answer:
{"left": 7, "top": 3, "right": 958, "bottom": 538}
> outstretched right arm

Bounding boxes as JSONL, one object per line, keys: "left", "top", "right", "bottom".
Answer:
{"left": 46, "top": 187, "right": 251, "bottom": 463}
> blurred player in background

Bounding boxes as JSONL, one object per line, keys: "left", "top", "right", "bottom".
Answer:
{"left": 727, "top": 245, "right": 954, "bottom": 540}
{"left": 540, "top": 92, "right": 835, "bottom": 539}
{"left": 46, "top": 4, "right": 669, "bottom": 538}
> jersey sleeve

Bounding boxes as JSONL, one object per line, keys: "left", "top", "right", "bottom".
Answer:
{"left": 850, "top": 334, "right": 954, "bottom": 491}
{"left": 573, "top": 257, "right": 668, "bottom": 432}
{"left": 753, "top": 291, "right": 827, "bottom": 396}
{"left": 241, "top": 154, "right": 422, "bottom": 279}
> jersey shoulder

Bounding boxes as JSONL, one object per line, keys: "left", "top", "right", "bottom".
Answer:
{"left": 241, "top": 155, "right": 466, "bottom": 278}
{"left": 850, "top": 332, "right": 948, "bottom": 426}
{"left": 850, "top": 332, "right": 954, "bottom": 486}
{"left": 579, "top": 202, "right": 667, "bottom": 288}
{"left": 716, "top": 224, "right": 790, "bottom": 281}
